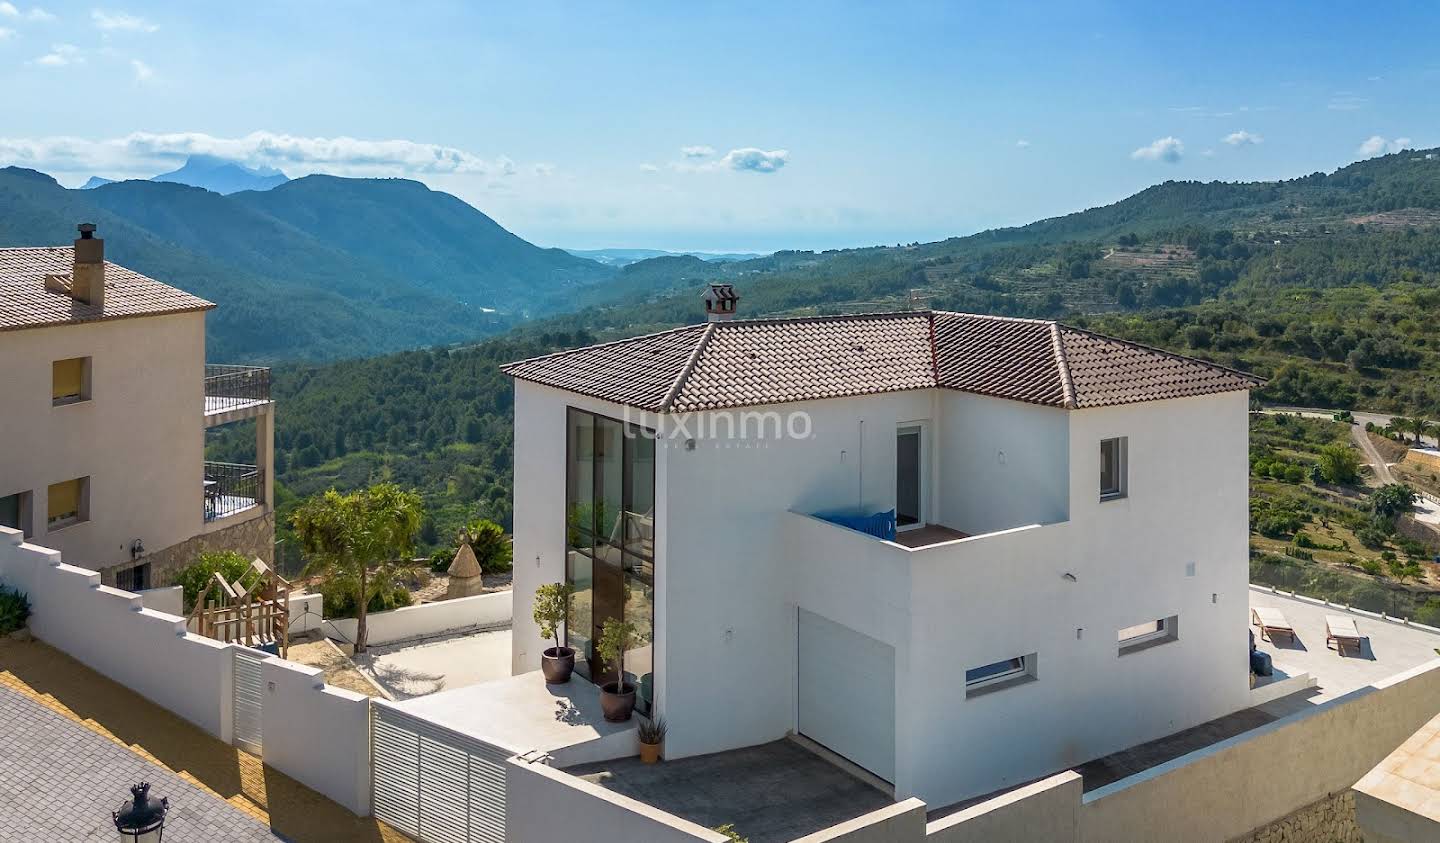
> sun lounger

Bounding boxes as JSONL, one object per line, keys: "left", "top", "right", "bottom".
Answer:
{"left": 1251, "top": 606, "right": 1295, "bottom": 643}
{"left": 1326, "top": 614, "right": 1364, "bottom": 654}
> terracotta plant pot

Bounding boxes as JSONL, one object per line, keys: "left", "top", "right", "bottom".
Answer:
{"left": 600, "top": 681, "right": 636, "bottom": 722}
{"left": 541, "top": 646, "right": 576, "bottom": 684}
{"left": 639, "top": 741, "right": 662, "bottom": 764}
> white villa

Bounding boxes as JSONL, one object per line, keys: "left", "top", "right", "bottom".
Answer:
{"left": 503, "top": 285, "right": 1261, "bottom": 807}
{"left": 0, "top": 224, "right": 275, "bottom": 589}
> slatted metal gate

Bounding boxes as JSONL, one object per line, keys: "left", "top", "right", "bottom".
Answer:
{"left": 232, "top": 647, "right": 267, "bottom": 754}
{"left": 371, "top": 701, "right": 511, "bottom": 843}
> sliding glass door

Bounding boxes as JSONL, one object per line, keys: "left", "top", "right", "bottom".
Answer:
{"left": 565, "top": 408, "right": 656, "bottom": 714}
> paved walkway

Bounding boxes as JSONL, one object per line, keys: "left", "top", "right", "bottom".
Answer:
{"left": 0, "top": 682, "right": 279, "bottom": 841}
{"left": 0, "top": 638, "right": 408, "bottom": 842}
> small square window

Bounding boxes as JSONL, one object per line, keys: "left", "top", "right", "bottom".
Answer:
{"left": 46, "top": 477, "right": 89, "bottom": 530}
{"left": 52, "top": 357, "right": 91, "bottom": 406}
{"left": 1100, "top": 437, "right": 1128, "bottom": 500}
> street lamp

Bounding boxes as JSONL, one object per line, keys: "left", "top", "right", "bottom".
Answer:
{"left": 113, "top": 782, "right": 167, "bottom": 842}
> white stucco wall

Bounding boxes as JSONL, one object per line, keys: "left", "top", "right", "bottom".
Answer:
{"left": 934, "top": 390, "right": 1069, "bottom": 534}
{"left": 505, "top": 758, "right": 729, "bottom": 843}
{"left": 0, "top": 313, "right": 207, "bottom": 570}
{"left": 900, "top": 391, "right": 1251, "bottom": 805}
{"left": 262, "top": 658, "right": 372, "bottom": 815}
{"left": 325, "top": 589, "right": 512, "bottom": 647}
{"left": 510, "top": 379, "right": 1252, "bottom": 801}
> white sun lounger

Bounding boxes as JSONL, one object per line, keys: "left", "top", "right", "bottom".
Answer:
{"left": 1251, "top": 606, "right": 1295, "bottom": 643}
{"left": 1326, "top": 614, "right": 1364, "bottom": 654}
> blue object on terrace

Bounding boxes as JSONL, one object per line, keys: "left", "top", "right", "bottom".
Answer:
{"left": 817, "top": 509, "right": 897, "bottom": 541}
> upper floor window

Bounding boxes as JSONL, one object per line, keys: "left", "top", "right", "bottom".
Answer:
{"left": 964, "top": 652, "right": 1037, "bottom": 697}
{"left": 52, "top": 357, "right": 91, "bottom": 406}
{"left": 1100, "top": 436, "right": 1127, "bottom": 501}
{"left": 47, "top": 477, "right": 89, "bottom": 531}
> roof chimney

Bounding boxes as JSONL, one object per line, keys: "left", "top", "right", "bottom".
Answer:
{"left": 703, "top": 283, "right": 739, "bottom": 322}
{"left": 72, "top": 223, "right": 104, "bottom": 308}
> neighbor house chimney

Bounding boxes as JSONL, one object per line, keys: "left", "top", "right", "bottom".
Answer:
{"left": 702, "top": 283, "right": 739, "bottom": 322}
{"left": 72, "top": 223, "right": 105, "bottom": 308}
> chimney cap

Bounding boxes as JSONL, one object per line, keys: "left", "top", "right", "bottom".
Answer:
{"left": 702, "top": 283, "right": 739, "bottom": 303}
{"left": 77, "top": 223, "right": 97, "bottom": 239}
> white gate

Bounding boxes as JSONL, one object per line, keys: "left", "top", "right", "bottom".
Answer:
{"left": 232, "top": 647, "right": 267, "bottom": 754}
{"left": 371, "top": 701, "right": 512, "bottom": 843}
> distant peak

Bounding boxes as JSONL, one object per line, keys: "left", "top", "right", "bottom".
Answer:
{"left": 150, "top": 155, "right": 290, "bottom": 194}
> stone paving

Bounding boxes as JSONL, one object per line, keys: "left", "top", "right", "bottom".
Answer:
{"left": 0, "top": 683, "right": 279, "bottom": 841}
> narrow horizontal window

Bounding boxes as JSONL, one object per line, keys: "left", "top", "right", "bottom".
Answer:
{"left": 1119, "top": 615, "right": 1178, "bottom": 655}
{"left": 47, "top": 477, "right": 89, "bottom": 530}
{"left": 965, "top": 652, "right": 1038, "bottom": 698}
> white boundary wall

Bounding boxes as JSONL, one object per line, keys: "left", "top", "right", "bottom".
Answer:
{"left": 324, "top": 589, "right": 511, "bottom": 647}
{"left": 0, "top": 526, "right": 233, "bottom": 740}
{"left": 262, "top": 657, "right": 372, "bottom": 814}
{"left": 505, "top": 757, "right": 731, "bottom": 843}
{"left": 0, "top": 526, "right": 373, "bottom": 815}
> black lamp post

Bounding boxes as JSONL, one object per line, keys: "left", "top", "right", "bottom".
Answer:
{"left": 113, "top": 782, "right": 167, "bottom": 842}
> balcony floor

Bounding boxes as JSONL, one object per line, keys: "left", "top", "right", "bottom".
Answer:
{"left": 893, "top": 524, "right": 971, "bottom": 548}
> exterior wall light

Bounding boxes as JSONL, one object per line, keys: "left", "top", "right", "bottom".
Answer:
{"left": 113, "top": 782, "right": 167, "bottom": 842}
{"left": 130, "top": 538, "right": 145, "bottom": 560}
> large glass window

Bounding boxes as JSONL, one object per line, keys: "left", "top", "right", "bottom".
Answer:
{"left": 565, "top": 408, "right": 656, "bottom": 715}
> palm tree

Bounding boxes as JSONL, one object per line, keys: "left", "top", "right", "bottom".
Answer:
{"left": 1413, "top": 417, "right": 1434, "bottom": 447}
{"left": 291, "top": 483, "right": 423, "bottom": 653}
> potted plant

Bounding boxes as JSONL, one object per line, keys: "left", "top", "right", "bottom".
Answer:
{"left": 596, "top": 616, "right": 638, "bottom": 721}
{"left": 637, "top": 716, "right": 666, "bottom": 764}
{"left": 532, "top": 582, "right": 575, "bottom": 684}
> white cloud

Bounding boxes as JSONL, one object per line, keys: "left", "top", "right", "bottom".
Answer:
{"left": 1, "top": 3, "right": 52, "bottom": 21}
{"left": 680, "top": 145, "right": 714, "bottom": 158}
{"left": 129, "top": 57, "right": 151, "bottom": 81}
{"left": 1357, "top": 135, "right": 1412, "bottom": 157}
{"left": 1016, "top": 139, "right": 1031, "bottom": 148}
{"left": 532, "top": 162, "right": 555, "bottom": 177}
{"left": 1130, "top": 136, "right": 1184, "bottom": 163}
{"left": 91, "top": 9, "right": 157, "bottom": 32}
{"left": 0, "top": 131, "right": 524, "bottom": 179}
{"left": 717, "top": 147, "right": 788, "bottom": 173}
{"left": 0, "top": 26, "right": 13, "bottom": 39}
{"left": 638, "top": 163, "right": 660, "bottom": 173}
{"left": 33, "top": 42, "right": 80, "bottom": 66}
{"left": 1223, "top": 130, "right": 1262, "bottom": 146}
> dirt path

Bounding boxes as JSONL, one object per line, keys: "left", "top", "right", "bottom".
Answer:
{"left": 1351, "top": 423, "right": 1397, "bottom": 485}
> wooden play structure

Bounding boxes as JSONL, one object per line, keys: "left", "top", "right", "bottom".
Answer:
{"left": 188, "top": 557, "right": 291, "bottom": 657}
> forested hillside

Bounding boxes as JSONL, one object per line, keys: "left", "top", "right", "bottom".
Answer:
{"left": 210, "top": 147, "right": 1440, "bottom": 553}
{"left": 0, "top": 167, "right": 610, "bottom": 360}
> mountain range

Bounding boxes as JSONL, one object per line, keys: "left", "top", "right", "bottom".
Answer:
{"left": 81, "top": 154, "right": 291, "bottom": 195}
{"left": 563, "top": 247, "right": 765, "bottom": 267}
{"left": 0, "top": 166, "right": 614, "bottom": 361}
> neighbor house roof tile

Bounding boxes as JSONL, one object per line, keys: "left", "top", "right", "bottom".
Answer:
{"left": 502, "top": 310, "right": 1260, "bottom": 412}
{"left": 0, "top": 247, "right": 214, "bottom": 333}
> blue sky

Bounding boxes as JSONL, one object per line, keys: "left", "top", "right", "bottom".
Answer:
{"left": 1, "top": 2, "right": 1437, "bottom": 251}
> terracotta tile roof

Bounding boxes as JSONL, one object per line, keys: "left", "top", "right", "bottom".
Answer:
{"left": 502, "top": 311, "right": 1261, "bottom": 412}
{"left": 0, "top": 247, "right": 214, "bottom": 333}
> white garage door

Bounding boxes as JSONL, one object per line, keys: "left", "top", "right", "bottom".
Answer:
{"left": 797, "top": 608, "right": 896, "bottom": 782}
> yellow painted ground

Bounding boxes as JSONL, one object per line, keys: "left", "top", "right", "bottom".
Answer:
{"left": 0, "top": 637, "right": 410, "bottom": 842}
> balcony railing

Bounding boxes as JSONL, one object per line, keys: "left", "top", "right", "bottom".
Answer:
{"left": 204, "top": 461, "right": 263, "bottom": 522}
{"left": 204, "top": 364, "right": 271, "bottom": 414}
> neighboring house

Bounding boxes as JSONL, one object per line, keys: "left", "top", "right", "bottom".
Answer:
{"left": 0, "top": 224, "right": 275, "bottom": 590}
{"left": 503, "top": 285, "right": 1261, "bottom": 808}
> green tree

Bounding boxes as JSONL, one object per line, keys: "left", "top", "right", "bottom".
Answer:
{"left": 174, "top": 550, "right": 251, "bottom": 613}
{"left": 1315, "top": 443, "right": 1362, "bottom": 485}
{"left": 459, "top": 519, "right": 514, "bottom": 573}
{"left": 532, "top": 582, "right": 573, "bottom": 655}
{"left": 596, "top": 616, "right": 639, "bottom": 692}
{"left": 291, "top": 482, "right": 424, "bottom": 653}
{"left": 1369, "top": 484, "right": 1417, "bottom": 520}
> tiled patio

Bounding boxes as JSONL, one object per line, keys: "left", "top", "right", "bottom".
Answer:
{"left": 0, "top": 682, "right": 278, "bottom": 841}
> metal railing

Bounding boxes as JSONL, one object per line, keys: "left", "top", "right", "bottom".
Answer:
{"left": 204, "top": 461, "right": 263, "bottom": 522}
{"left": 204, "top": 364, "right": 271, "bottom": 412}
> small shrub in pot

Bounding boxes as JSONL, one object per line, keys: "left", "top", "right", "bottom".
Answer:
{"left": 596, "top": 617, "right": 639, "bottom": 722}
{"left": 532, "top": 582, "right": 575, "bottom": 684}
{"left": 637, "top": 716, "right": 666, "bottom": 763}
